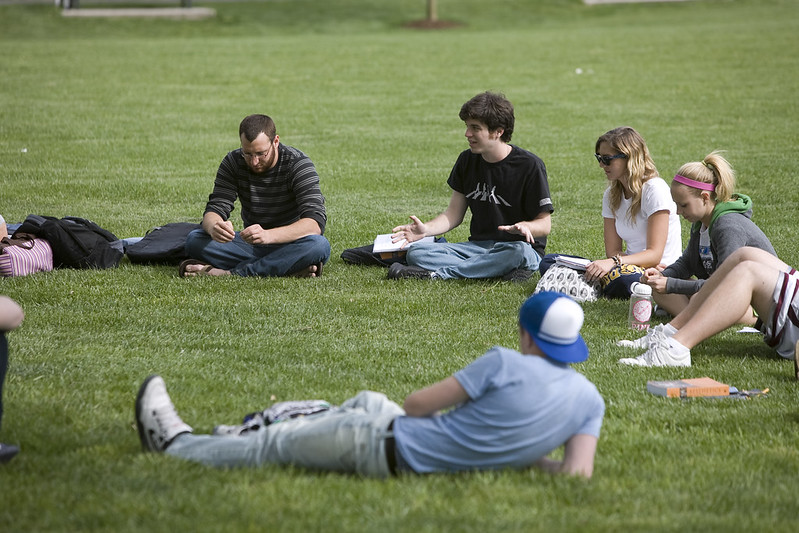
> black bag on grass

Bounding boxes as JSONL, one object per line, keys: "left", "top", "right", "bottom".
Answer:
{"left": 125, "top": 222, "right": 202, "bottom": 265}
{"left": 13, "top": 215, "right": 123, "bottom": 269}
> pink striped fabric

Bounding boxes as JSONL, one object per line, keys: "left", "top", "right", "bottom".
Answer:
{"left": 0, "top": 238, "right": 54, "bottom": 277}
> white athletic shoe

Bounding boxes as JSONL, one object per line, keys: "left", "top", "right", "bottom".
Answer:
{"left": 616, "top": 324, "right": 664, "bottom": 349}
{"left": 135, "top": 375, "right": 193, "bottom": 453}
{"left": 619, "top": 335, "right": 691, "bottom": 367}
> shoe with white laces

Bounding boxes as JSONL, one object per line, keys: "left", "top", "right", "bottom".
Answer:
{"left": 619, "top": 335, "right": 691, "bottom": 367}
{"left": 617, "top": 324, "right": 664, "bottom": 349}
{"left": 135, "top": 375, "right": 192, "bottom": 453}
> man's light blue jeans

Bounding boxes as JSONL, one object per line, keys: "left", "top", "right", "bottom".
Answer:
{"left": 406, "top": 240, "right": 541, "bottom": 280}
{"left": 166, "top": 391, "right": 405, "bottom": 478}
{"left": 185, "top": 229, "right": 330, "bottom": 277}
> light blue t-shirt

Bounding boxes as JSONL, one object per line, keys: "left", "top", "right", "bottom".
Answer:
{"left": 393, "top": 346, "right": 605, "bottom": 473}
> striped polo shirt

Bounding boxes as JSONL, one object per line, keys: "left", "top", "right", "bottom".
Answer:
{"left": 205, "top": 144, "right": 327, "bottom": 233}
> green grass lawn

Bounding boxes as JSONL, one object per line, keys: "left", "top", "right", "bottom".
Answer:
{"left": 1, "top": 0, "right": 798, "bottom": 531}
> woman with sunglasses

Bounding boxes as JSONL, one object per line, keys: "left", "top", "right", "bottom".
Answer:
{"left": 629, "top": 151, "right": 776, "bottom": 324}
{"left": 579, "top": 127, "right": 682, "bottom": 298}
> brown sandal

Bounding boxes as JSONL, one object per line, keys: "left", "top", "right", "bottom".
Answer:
{"left": 178, "top": 259, "right": 213, "bottom": 278}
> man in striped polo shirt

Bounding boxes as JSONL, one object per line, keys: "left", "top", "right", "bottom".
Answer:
{"left": 182, "top": 114, "right": 330, "bottom": 278}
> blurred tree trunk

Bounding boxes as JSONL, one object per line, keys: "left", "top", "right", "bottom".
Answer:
{"left": 427, "top": 0, "right": 438, "bottom": 22}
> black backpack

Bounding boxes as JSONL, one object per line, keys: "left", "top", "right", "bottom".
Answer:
{"left": 13, "top": 215, "right": 123, "bottom": 269}
{"left": 125, "top": 222, "right": 202, "bottom": 265}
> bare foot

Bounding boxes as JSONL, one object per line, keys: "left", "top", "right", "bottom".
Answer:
{"left": 183, "top": 263, "right": 231, "bottom": 277}
{"left": 290, "top": 262, "right": 323, "bottom": 278}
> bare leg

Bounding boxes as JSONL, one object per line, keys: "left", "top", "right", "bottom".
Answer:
{"left": 671, "top": 257, "right": 784, "bottom": 349}
{"left": 653, "top": 292, "right": 689, "bottom": 316}
{"left": 737, "top": 306, "right": 758, "bottom": 327}
{"left": 670, "top": 247, "right": 788, "bottom": 331}
{"left": 656, "top": 290, "right": 757, "bottom": 325}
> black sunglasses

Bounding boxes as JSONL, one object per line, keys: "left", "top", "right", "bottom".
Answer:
{"left": 594, "top": 153, "right": 627, "bottom": 165}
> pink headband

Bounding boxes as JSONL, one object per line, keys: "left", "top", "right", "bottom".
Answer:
{"left": 673, "top": 174, "right": 716, "bottom": 191}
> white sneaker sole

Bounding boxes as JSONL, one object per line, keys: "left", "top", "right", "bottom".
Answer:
{"left": 135, "top": 375, "right": 162, "bottom": 452}
{"left": 618, "top": 354, "right": 691, "bottom": 367}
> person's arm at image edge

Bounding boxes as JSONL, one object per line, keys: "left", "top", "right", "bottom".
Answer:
{"left": 0, "top": 296, "right": 24, "bottom": 331}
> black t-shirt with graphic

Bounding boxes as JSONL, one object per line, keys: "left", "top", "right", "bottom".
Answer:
{"left": 447, "top": 145, "right": 553, "bottom": 256}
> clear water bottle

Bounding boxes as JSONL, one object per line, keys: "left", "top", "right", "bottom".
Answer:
{"left": 628, "top": 282, "right": 653, "bottom": 331}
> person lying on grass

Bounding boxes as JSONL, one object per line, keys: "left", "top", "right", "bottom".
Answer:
{"left": 136, "top": 292, "right": 605, "bottom": 478}
{"left": 618, "top": 246, "right": 799, "bottom": 375}
{"left": 181, "top": 113, "right": 330, "bottom": 278}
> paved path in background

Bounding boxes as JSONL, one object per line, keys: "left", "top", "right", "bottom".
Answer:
{"left": 60, "top": 7, "right": 216, "bottom": 18}
{"left": 1, "top": 0, "right": 692, "bottom": 5}
{"left": 584, "top": 0, "right": 690, "bottom": 4}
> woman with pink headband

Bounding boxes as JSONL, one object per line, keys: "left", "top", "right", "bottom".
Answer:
{"left": 631, "top": 151, "right": 776, "bottom": 325}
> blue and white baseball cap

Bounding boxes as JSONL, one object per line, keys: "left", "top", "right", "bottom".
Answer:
{"left": 519, "top": 291, "right": 588, "bottom": 363}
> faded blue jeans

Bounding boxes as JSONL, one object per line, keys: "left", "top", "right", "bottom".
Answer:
{"left": 166, "top": 391, "right": 405, "bottom": 478}
{"left": 406, "top": 240, "right": 541, "bottom": 280}
{"left": 184, "top": 229, "right": 330, "bottom": 277}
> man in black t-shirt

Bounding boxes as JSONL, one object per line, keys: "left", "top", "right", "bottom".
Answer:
{"left": 388, "top": 92, "right": 553, "bottom": 281}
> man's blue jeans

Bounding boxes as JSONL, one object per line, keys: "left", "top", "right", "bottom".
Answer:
{"left": 167, "top": 391, "right": 405, "bottom": 478}
{"left": 406, "top": 240, "right": 541, "bottom": 280}
{"left": 185, "top": 229, "right": 330, "bottom": 277}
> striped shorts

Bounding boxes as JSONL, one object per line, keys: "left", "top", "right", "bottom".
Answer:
{"left": 761, "top": 268, "right": 799, "bottom": 359}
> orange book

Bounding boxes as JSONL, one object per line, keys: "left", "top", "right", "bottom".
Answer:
{"left": 646, "top": 377, "right": 730, "bottom": 398}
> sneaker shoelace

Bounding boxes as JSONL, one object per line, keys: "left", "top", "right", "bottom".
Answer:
{"left": 645, "top": 334, "right": 673, "bottom": 366}
{"left": 152, "top": 403, "right": 186, "bottom": 439}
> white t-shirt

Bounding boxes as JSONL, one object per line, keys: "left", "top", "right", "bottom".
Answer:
{"left": 601, "top": 177, "right": 682, "bottom": 266}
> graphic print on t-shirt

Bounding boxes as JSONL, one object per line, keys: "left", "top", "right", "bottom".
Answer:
{"left": 465, "top": 182, "right": 511, "bottom": 206}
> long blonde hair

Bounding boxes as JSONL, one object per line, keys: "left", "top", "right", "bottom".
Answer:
{"left": 596, "top": 127, "right": 658, "bottom": 223}
{"left": 674, "top": 151, "right": 735, "bottom": 203}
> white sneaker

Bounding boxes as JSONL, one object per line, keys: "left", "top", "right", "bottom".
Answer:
{"left": 617, "top": 324, "right": 663, "bottom": 349}
{"left": 619, "top": 335, "right": 691, "bottom": 367}
{"left": 136, "top": 375, "right": 193, "bottom": 452}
